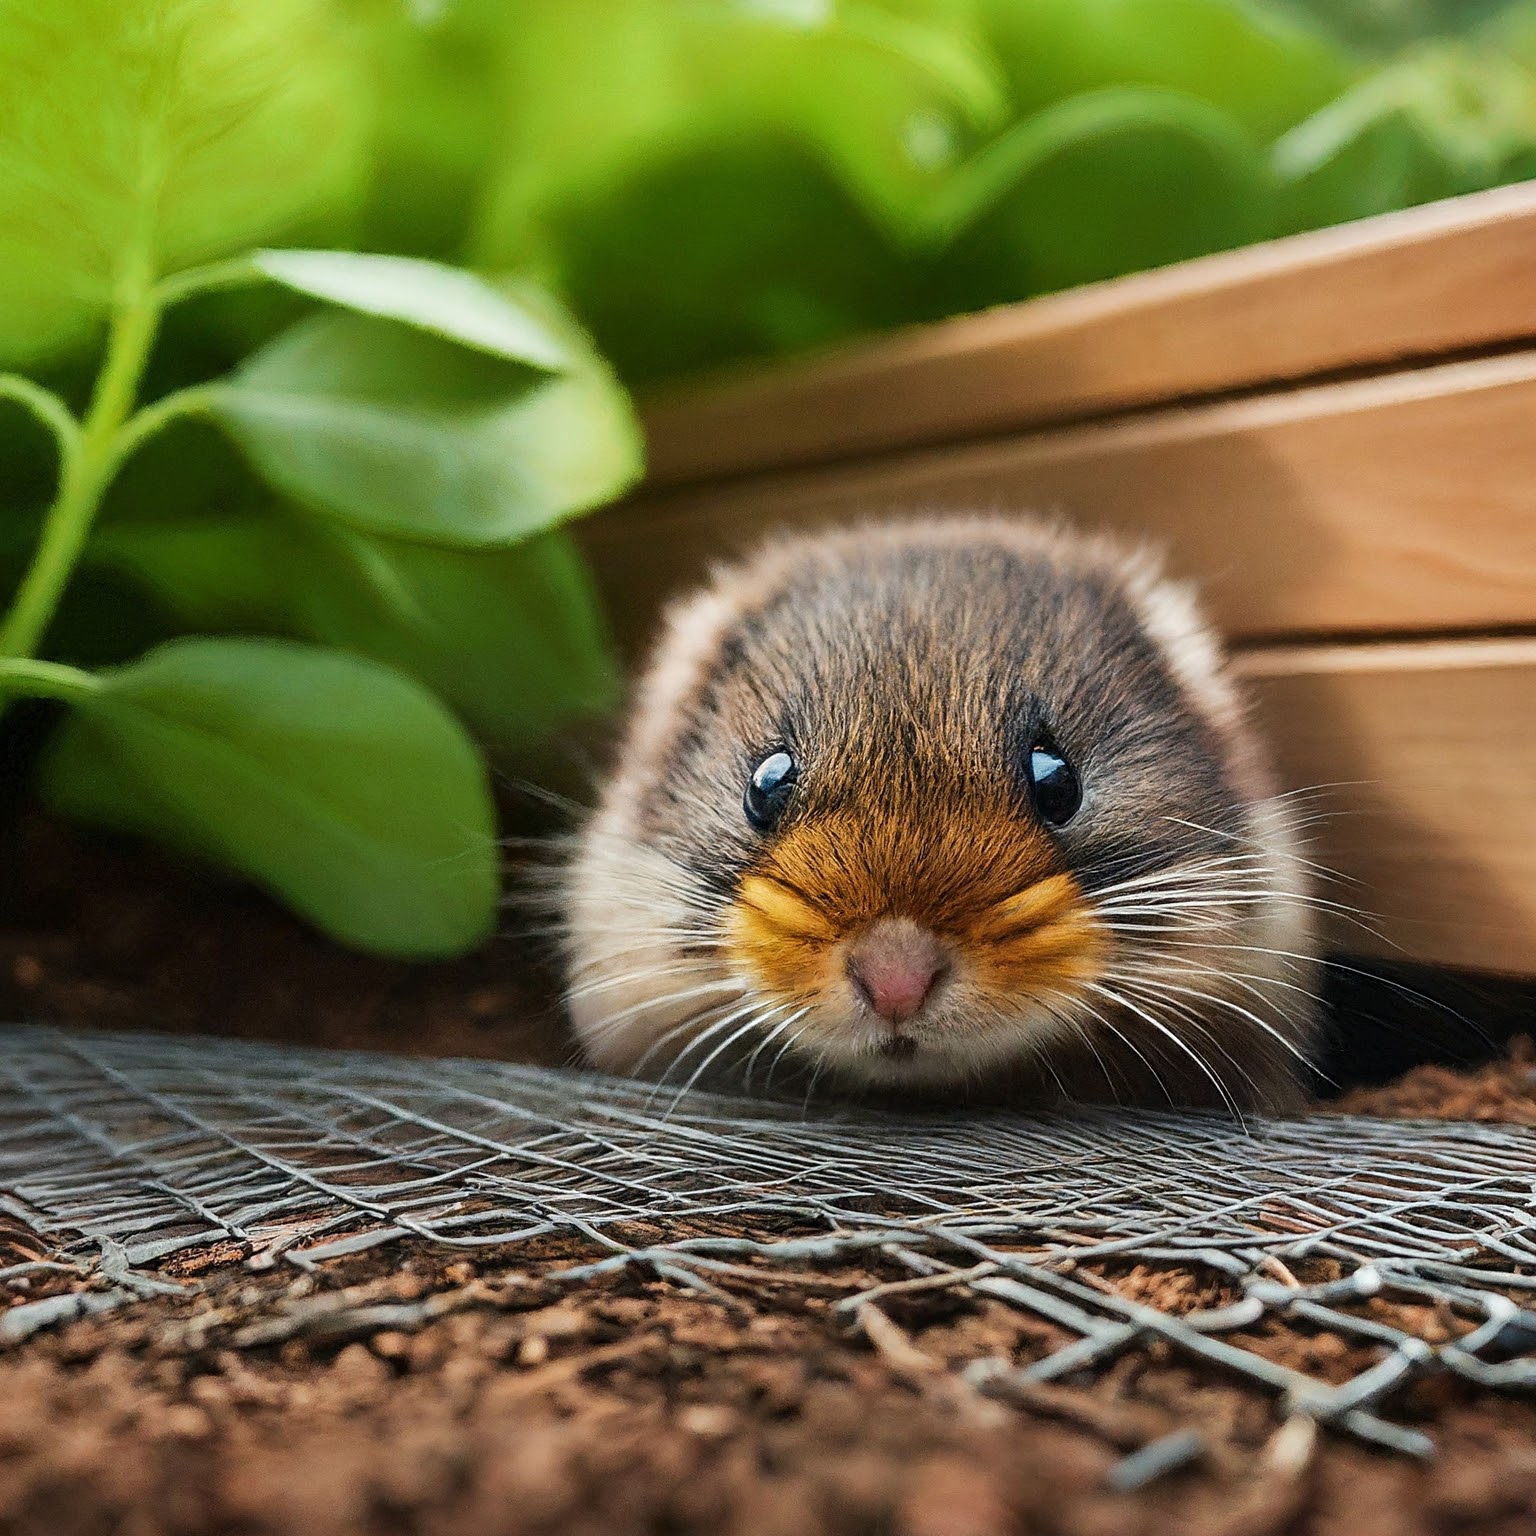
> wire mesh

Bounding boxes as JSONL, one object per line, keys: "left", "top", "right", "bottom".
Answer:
{"left": 4, "top": 1023, "right": 1536, "bottom": 1456}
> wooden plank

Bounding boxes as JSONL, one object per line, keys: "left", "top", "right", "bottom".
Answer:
{"left": 1234, "top": 638, "right": 1536, "bottom": 975}
{"left": 586, "top": 350, "right": 1536, "bottom": 651}
{"left": 642, "top": 180, "right": 1536, "bottom": 486}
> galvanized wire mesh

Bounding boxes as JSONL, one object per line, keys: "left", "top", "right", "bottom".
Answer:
{"left": 4, "top": 1024, "right": 1536, "bottom": 1457}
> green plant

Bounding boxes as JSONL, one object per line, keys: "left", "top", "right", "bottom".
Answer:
{"left": 0, "top": 0, "right": 640, "bottom": 959}
{"left": 475, "top": 0, "right": 1536, "bottom": 380}
{"left": 4, "top": 0, "right": 1534, "bottom": 961}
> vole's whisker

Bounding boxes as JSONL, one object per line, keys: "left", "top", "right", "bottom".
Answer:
{"left": 559, "top": 881, "right": 721, "bottom": 917}
{"left": 764, "top": 1019, "right": 818, "bottom": 1094}
{"left": 576, "top": 982, "right": 750, "bottom": 1043}
{"left": 1098, "top": 894, "right": 1275, "bottom": 918}
{"left": 1268, "top": 779, "right": 1377, "bottom": 801}
{"left": 1105, "top": 958, "right": 1333, "bottom": 1093}
{"left": 1170, "top": 942, "right": 1491, "bottom": 1045}
{"left": 1099, "top": 887, "right": 1268, "bottom": 905}
{"left": 1073, "top": 999, "right": 1178, "bottom": 1109}
{"left": 1159, "top": 814, "right": 1356, "bottom": 888}
{"left": 1096, "top": 866, "right": 1283, "bottom": 892}
{"left": 519, "top": 919, "right": 720, "bottom": 950}
{"left": 650, "top": 997, "right": 770, "bottom": 1090}
{"left": 1090, "top": 879, "right": 1281, "bottom": 910}
{"left": 800, "top": 1049, "right": 832, "bottom": 1115}
{"left": 564, "top": 962, "right": 734, "bottom": 1003}
{"left": 1100, "top": 968, "right": 1315, "bottom": 1068}
{"left": 1101, "top": 886, "right": 1377, "bottom": 926}
{"left": 663, "top": 1001, "right": 792, "bottom": 1112}
{"left": 1089, "top": 854, "right": 1278, "bottom": 897}
{"left": 628, "top": 1000, "right": 750, "bottom": 1079}
{"left": 1104, "top": 918, "right": 1240, "bottom": 937}
{"left": 579, "top": 996, "right": 727, "bottom": 1052}
{"left": 1099, "top": 973, "right": 1269, "bottom": 1107}
{"left": 742, "top": 1008, "right": 809, "bottom": 1090}
{"left": 1097, "top": 885, "right": 1275, "bottom": 908}
{"left": 561, "top": 932, "right": 724, "bottom": 962}
{"left": 490, "top": 773, "right": 590, "bottom": 818}
{"left": 665, "top": 1005, "right": 803, "bottom": 1111}
{"left": 1021, "top": 994, "right": 1082, "bottom": 1103}
{"left": 1111, "top": 956, "right": 1328, "bottom": 1015}
{"left": 1083, "top": 980, "right": 1247, "bottom": 1125}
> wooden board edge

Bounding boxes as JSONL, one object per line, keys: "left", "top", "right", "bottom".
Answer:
{"left": 641, "top": 180, "right": 1536, "bottom": 487}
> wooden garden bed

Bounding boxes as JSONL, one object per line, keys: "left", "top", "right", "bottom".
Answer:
{"left": 584, "top": 181, "right": 1536, "bottom": 976}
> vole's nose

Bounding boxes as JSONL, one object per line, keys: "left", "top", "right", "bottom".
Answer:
{"left": 846, "top": 919, "right": 949, "bottom": 1024}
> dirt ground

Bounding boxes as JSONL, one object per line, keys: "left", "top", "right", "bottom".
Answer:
{"left": 4, "top": 819, "right": 1536, "bottom": 1536}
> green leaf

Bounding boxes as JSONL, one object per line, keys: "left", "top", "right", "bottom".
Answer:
{"left": 933, "top": 87, "right": 1267, "bottom": 306}
{"left": 344, "top": 0, "right": 509, "bottom": 260}
{"left": 550, "top": 131, "right": 927, "bottom": 383}
{"left": 472, "top": 0, "right": 1010, "bottom": 263}
{"left": 0, "top": 0, "right": 369, "bottom": 366}
{"left": 90, "top": 516, "right": 298, "bottom": 633}
{"left": 285, "top": 522, "right": 619, "bottom": 746}
{"left": 713, "top": 0, "right": 1013, "bottom": 241}
{"left": 208, "top": 269, "right": 643, "bottom": 544}
{"left": 1272, "top": 43, "right": 1536, "bottom": 233}
{"left": 1277, "top": 0, "right": 1512, "bottom": 55}
{"left": 41, "top": 637, "right": 498, "bottom": 958}
{"left": 250, "top": 250, "right": 575, "bottom": 370}
{"left": 90, "top": 514, "right": 619, "bottom": 743}
{"left": 973, "top": 0, "right": 1352, "bottom": 145}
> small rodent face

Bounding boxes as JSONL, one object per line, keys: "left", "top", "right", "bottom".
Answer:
{"left": 564, "top": 518, "right": 1318, "bottom": 1111}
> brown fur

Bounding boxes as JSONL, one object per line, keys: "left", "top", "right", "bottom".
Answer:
{"left": 563, "top": 516, "right": 1320, "bottom": 1112}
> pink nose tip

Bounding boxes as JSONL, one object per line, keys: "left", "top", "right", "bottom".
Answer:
{"left": 846, "top": 919, "right": 949, "bottom": 1025}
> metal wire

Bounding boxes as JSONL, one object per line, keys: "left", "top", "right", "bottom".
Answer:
{"left": 3, "top": 1024, "right": 1536, "bottom": 1456}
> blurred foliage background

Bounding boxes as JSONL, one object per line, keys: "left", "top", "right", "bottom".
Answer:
{"left": 411, "top": 0, "right": 1536, "bottom": 384}
{"left": 1, "top": 0, "right": 1534, "bottom": 956}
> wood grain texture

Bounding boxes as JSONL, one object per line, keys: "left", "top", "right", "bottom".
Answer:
{"left": 1235, "top": 638, "right": 1536, "bottom": 975}
{"left": 586, "top": 350, "right": 1536, "bottom": 653}
{"left": 642, "top": 180, "right": 1536, "bottom": 486}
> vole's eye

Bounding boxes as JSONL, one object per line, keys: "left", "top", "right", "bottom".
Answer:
{"left": 1026, "top": 740, "right": 1082, "bottom": 828}
{"left": 744, "top": 750, "right": 798, "bottom": 832}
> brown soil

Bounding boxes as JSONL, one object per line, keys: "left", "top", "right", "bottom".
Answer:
{"left": 1337, "top": 1044, "right": 1536, "bottom": 1125}
{"left": 5, "top": 820, "right": 1536, "bottom": 1536}
{"left": 0, "top": 815, "right": 570, "bottom": 1065}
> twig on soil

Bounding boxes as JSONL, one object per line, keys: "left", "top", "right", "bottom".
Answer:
{"left": 1263, "top": 1415, "right": 1318, "bottom": 1476}
{"left": 852, "top": 1302, "right": 1007, "bottom": 1428}
{"left": 965, "top": 1365, "right": 1170, "bottom": 1451}
{"left": 202, "top": 1274, "right": 547, "bottom": 1352}
{"left": 491, "top": 1334, "right": 662, "bottom": 1400}
{"left": 98, "top": 1237, "right": 192, "bottom": 1298}
{"left": 1259, "top": 1255, "right": 1303, "bottom": 1289}
{"left": 1105, "top": 1429, "right": 1207, "bottom": 1492}
{"left": 1, "top": 1287, "right": 135, "bottom": 1343}
{"left": 833, "top": 1261, "right": 999, "bottom": 1320}
{"left": 854, "top": 1302, "right": 948, "bottom": 1385}
{"left": 228, "top": 1295, "right": 468, "bottom": 1350}
{"left": 0, "top": 1261, "right": 81, "bottom": 1284}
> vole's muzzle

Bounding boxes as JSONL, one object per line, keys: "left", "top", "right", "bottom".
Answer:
{"left": 725, "top": 809, "right": 1107, "bottom": 1017}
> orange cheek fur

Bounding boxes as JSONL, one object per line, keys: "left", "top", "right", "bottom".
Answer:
{"left": 725, "top": 813, "right": 1108, "bottom": 1011}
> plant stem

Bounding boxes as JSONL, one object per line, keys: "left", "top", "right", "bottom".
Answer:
{"left": 0, "top": 286, "right": 160, "bottom": 659}
{"left": 153, "top": 255, "right": 264, "bottom": 309}
{"left": 111, "top": 382, "right": 217, "bottom": 473}
{"left": 0, "top": 657, "right": 103, "bottom": 703}
{"left": 0, "top": 375, "right": 81, "bottom": 471}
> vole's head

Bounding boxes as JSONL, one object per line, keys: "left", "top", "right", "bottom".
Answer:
{"left": 564, "top": 517, "right": 1318, "bottom": 1110}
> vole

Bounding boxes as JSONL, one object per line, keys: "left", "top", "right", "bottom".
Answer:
{"left": 561, "top": 516, "right": 1322, "bottom": 1113}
